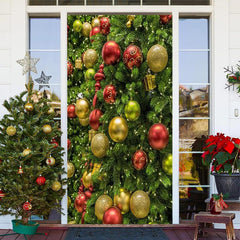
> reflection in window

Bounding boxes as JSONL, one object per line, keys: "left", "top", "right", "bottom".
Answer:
{"left": 29, "top": 0, "right": 56, "bottom": 5}
{"left": 115, "top": 0, "right": 140, "bottom": 5}
{"left": 59, "top": 0, "right": 84, "bottom": 4}
{"left": 172, "top": 0, "right": 209, "bottom": 5}
{"left": 87, "top": 0, "right": 112, "bottom": 4}
{"left": 143, "top": 0, "right": 168, "bottom": 4}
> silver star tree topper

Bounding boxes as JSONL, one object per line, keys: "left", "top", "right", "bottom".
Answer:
{"left": 34, "top": 71, "right": 52, "bottom": 90}
{"left": 16, "top": 52, "right": 40, "bottom": 75}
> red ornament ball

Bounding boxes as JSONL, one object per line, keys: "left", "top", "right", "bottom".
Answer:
{"left": 102, "top": 40, "right": 121, "bottom": 65}
{"left": 100, "top": 17, "right": 110, "bottom": 35}
{"left": 0, "top": 189, "right": 5, "bottom": 198}
{"left": 90, "top": 26, "right": 101, "bottom": 41}
{"left": 67, "top": 61, "right": 73, "bottom": 76}
{"left": 51, "top": 138, "right": 59, "bottom": 148}
{"left": 84, "top": 190, "right": 92, "bottom": 199}
{"left": 160, "top": 15, "right": 172, "bottom": 24}
{"left": 132, "top": 150, "right": 148, "bottom": 170}
{"left": 123, "top": 45, "right": 143, "bottom": 70}
{"left": 148, "top": 123, "right": 169, "bottom": 150}
{"left": 36, "top": 176, "right": 46, "bottom": 186}
{"left": 74, "top": 193, "right": 87, "bottom": 213}
{"left": 23, "top": 201, "right": 32, "bottom": 211}
{"left": 67, "top": 138, "right": 71, "bottom": 150}
{"left": 103, "top": 84, "right": 117, "bottom": 104}
{"left": 67, "top": 104, "right": 76, "bottom": 118}
{"left": 89, "top": 109, "right": 103, "bottom": 130}
{"left": 103, "top": 206, "right": 123, "bottom": 224}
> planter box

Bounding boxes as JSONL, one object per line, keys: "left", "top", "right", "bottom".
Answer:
{"left": 12, "top": 220, "right": 39, "bottom": 235}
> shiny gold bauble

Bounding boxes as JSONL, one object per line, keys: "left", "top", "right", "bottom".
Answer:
{"left": 46, "top": 156, "right": 55, "bottom": 166}
{"left": 95, "top": 194, "right": 113, "bottom": 220}
{"left": 68, "top": 196, "right": 71, "bottom": 209}
{"left": 24, "top": 102, "right": 34, "bottom": 112}
{"left": 82, "top": 171, "right": 93, "bottom": 189}
{"left": 108, "top": 117, "right": 128, "bottom": 142}
{"left": 83, "top": 49, "right": 98, "bottom": 69}
{"left": 91, "top": 133, "right": 109, "bottom": 158}
{"left": 92, "top": 17, "right": 100, "bottom": 27}
{"left": 67, "top": 162, "right": 75, "bottom": 178}
{"left": 130, "top": 190, "right": 150, "bottom": 218}
{"left": 82, "top": 22, "right": 92, "bottom": 37}
{"left": 147, "top": 44, "right": 168, "bottom": 73}
{"left": 47, "top": 107, "right": 55, "bottom": 115}
{"left": 75, "top": 98, "right": 90, "bottom": 119}
{"left": 79, "top": 117, "right": 89, "bottom": 126}
{"left": 52, "top": 181, "right": 61, "bottom": 191}
{"left": 43, "top": 124, "right": 52, "bottom": 134}
{"left": 22, "top": 148, "right": 31, "bottom": 157}
{"left": 75, "top": 58, "right": 83, "bottom": 69}
{"left": 6, "top": 126, "right": 16, "bottom": 136}
{"left": 92, "top": 163, "right": 101, "bottom": 174}
{"left": 114, "top": 188, "right": 131, "bottom": 214}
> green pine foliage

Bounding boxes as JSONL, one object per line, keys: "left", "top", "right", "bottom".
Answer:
{"left": 0, "top": 80, "right": 66, "bottom": 223}
{"left": 67, "top": 15, "right": 172, "bottom": 224}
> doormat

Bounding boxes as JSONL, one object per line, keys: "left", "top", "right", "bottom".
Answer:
{"left": 65, "top": 227, "right": 169, "bottom": 240}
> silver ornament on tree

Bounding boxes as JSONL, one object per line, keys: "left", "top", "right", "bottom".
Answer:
{"left": 34, "top": 71, "right": 52, "bottom": 91}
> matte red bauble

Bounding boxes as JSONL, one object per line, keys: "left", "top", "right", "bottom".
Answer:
{"left": 132, "top": 150, "right": 148, "bottom": 170}
{"left": 23, "top": 201, "right": 32, "bottom": 211}
{"left": 67, "top": 61, "right": 73, "bottom": 75}
{"left": 67, "top": 104, "right": 76, "bottom": 118}
{"left": 160, "top": 15, "right": 172, "bottom": 24}
{"left": 102, "top": 41, "right": 121, "bottom": 65}
{"left": 67, "top": 138, "right": 71, "bottom": 150}
{"left": 74, "top": 193, "right": 87, "bottom": 213}
{"left": 36, "top": 176, "right": 46, "bottom": 185}
{"left": 89, "top": 109, "right": 103, "bottom": 130}
{"left": 51, "top": 138, "right": 59, "bottom": 148}
{"left": 90, "top": 26, "right": 101, "bottom": 41}
{"left": 148, "top": 123, "right": 169, "bottom": 150}
{"left": 123, "top": 45, "right": 143, "bottom": 70}
{"left": 85, "top": 190, "right": 92, "bottom": 199}
{"left": 100, "top": 17, "right": 110, "bottom": 35}
{"left": 103, "top": 84, "right": 117, "bottom": 104}
{"left": 103, "top": 206, "right": 123, "bottom": 224}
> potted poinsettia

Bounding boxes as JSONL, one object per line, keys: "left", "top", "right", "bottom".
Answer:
{"left": 202, "top": 133, "right": 240, "bottom": 199}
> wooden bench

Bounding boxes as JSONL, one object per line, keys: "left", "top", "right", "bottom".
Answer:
{"left": 194, "top": 211, "right": 235, "bottom": 240}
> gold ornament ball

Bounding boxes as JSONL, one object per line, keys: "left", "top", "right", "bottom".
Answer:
{"left": 83, "top": 49, "right": 98, "bottom": 69}
{"left": 92, "top": 17, "right": 100, "bottom": 27}
{"left": 92, "top": 163, "right": 101, "bottom": 174}
{"left": 23, "top": 148, "right": 31, "bottom": 156}
{"left": 68, "top": 196, "right": 71, "bottom": 209}
{"left": 43, "top": 124, "right": 52, "bottom": 134}
{"left": 114, "top": 188, "right": 131, "bottom": 214}
{"left": 47, "top": 107, "right": 55, "bottom": 115}
{"left": 67, "top": 162, "right": 75, "bottom": 178}
{"left": 95, "top": 195, "right": 113, "bottom": 220}
{"left": 46, "top": 156, "right": 55, "bottom": 166}
{"left": 6, "top": 126, "right": 16, "bottom": 136}
{"left": 79, "top": 117, "right": 89, "bottom": 126}
{"left": 162, "top": 154, "right": 172, "bottom": 175}
{"left": 130, "top": 190, "right": 150, "bottom": 219}
{"left": 52, "top": 181, "right": 61, "bottom": 191}
{"left": 82, "top": 22, "right": 92, "bottom": 37}
{"left": 25, "top": 102, "right": 34, "bottom": 112}
{"left": 91, "top": 133, "right": 109, "bottom": 158}
{"left": 147, "top": 44, "right": 168, "bottom": 73}
{"left": 82, "top": 171, "right": 93, "bottom": 189}
{"left": 75, "top": 98, "right": 90, "bottom": 119}
{"left": 108, "top": 117, "right": 128, "bottom": 143}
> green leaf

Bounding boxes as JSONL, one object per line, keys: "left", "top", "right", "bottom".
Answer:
{"left": 215, "top": 152, "right": 229, "bottom": 164}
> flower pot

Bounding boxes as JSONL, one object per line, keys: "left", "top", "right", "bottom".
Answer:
{"left": 12, "top": 219, "right": 39, "bottom": 235}
{"left": 214, "top": 173, "right": 240, "bottom": 200}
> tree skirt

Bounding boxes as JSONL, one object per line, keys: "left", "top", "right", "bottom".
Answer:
{"left": 65, "top": 227, "right": 169, "bottom": 240}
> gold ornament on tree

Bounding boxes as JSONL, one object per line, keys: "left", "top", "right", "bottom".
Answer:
{"left": 82, "top": 171, "right": 93, "bottom": 189}
{"left": 18, "top": 166, "right": 23, "bottom": 174}
{"left": 43, "top": 124, "right": 52, "bottom": 134}
{"left": 79, "top": 117, "right": 89, "bottom": 126}
{"left": 83, "top": 49, "right": 98, "bottom": 69}
{"left": 91, "top": 133, "right": 109, "bottom": 158}
{"left": 75, "top": 98, "right": 90, "bottom": 119}
{"left": 114, "top": 188, "right": 131, "bottom": 214}
{"left": 52, "top": 181, "right": 61, "bottom": 191}
{"left": 147, "top": 44, "right": 168, "bottom": 73}
{"left": 126, "top": 15, "right": 135, "bottom": 28}
{"left": 82, "top": 22, "right": 92, "bottom": 37}
{"left": 130, "top": 190, "right": 150, "bottom": 218}
{"left": 75, "top": 58, "right": 83, "bottom": 69}
{"left": 22, "top": 148, "right": 31, "bottom": 157}
{"left": 95, "top": 195, "right": 113, "bottom": 220}
{"left": 144, "top": 74, "right": 156, "bottom": 91}
{"left": 67, "top": 162, "right": 75, "bottom": 178}
{"left": 46, "top": 156, "right": 55, "bottom": 166}
{"left": 89, "top": 129, "right": 98, "bottom": 142}
{"left": 24, "top": 102, "right": 34, "bottom": 112}
{"left": 47, "top": 107, "right": 55, "bottom": 115}
{"left": 68, "top": 196, "right": 71, "bottom": 209}
{"left": 6, "top": 126, "right": 16, "bottom": 136}
{"left": 92, "top": 17, "right": 100, "bottom": 27}
{"left": 108, "top": 117, "right": 128, "bottom": 142}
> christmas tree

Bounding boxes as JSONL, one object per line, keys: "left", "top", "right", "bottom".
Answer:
{"left": 0, "top": 80, "right": 66, "bottom": 224}
{"left": 67, "top": 15, "right": 172, "bottom": 224}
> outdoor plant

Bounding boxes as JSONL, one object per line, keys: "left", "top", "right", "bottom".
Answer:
{"left": 224, "top": 61, "right": 240, "bottom": 94}
{"left": 202, "top": 133, "right": 240, "bottom": 174}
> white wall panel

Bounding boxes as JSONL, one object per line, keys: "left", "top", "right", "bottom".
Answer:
{"left": 229, "top": 32, "right": 240, "bottom": 49}
{"left": 229, "top": 49, "right": 240, "bottom": 64}
{"left": 0, "top": 50, "right": 10, "bottom": 66}
{"left": 0, "top": 15, "right": 10, "bottom": 32}
{"left": 229, "top": 0, "right": 240, "bottom": 13}
{"left": 0, "top": 67, "right": 10, "bottom": 84}
{"left": 0, "top": 32, "right": 10, "bottom": 49}
{"left": 229, "top": 14, "right": 240, "bottom": 31}
{"left": 0, "top": 0, "right": 10, "bottom": 14}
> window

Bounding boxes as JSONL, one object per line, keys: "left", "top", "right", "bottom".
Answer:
{"left": 178, "top": 18, "right": 210, "bottom": 221}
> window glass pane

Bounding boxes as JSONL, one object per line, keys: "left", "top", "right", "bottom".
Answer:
{"left": 172, "top": 0, "right": 209, "bottom": 5}
{"left": 86, "top": 0, "right": 112, "bottom": 4}
{"left": 143, "top": 0, "right": 168, "bottom": 4}
{"left": 179, "top": 51, "right": 209, "bottom": 83}
{"left": 180, "top": 187, "right": 209, "bottom": 220}
{"left": 179, "top": 19, "right": 209, "bottom": 49}
{"left": 115, "top": 0, "right": 140, "bottom": 5}
{"left": 29, "top": 0, "right": 56, "bottom": 5}
{"left": 179, "top": 153, "right": 209, "bottom": 186}
{"left": 30, "top": 18, "right": 60, "bottom": 50}
{"left": 179, "top": 119, "right": 209, "bottom": 151}
{"left": 59, "top": 0, "right": 84, "bottom": 4}
{"left": 179, "top": 85, "right": 209, "bottom": 117}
